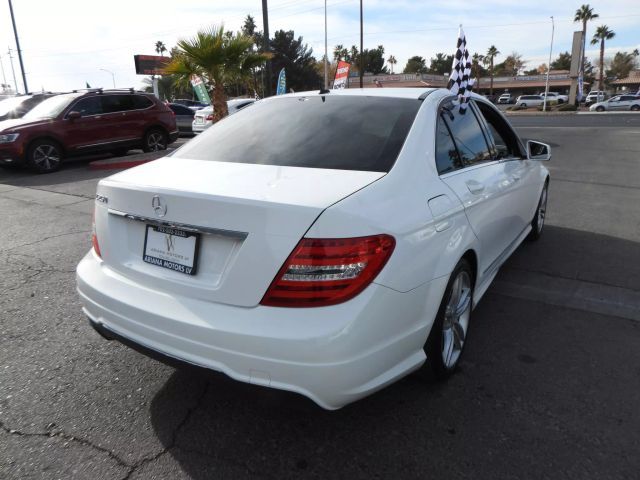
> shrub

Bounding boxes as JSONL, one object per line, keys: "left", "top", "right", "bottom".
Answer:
{"left": 557, "top": 103, "right": 578, "bottom": 111}
{"left": 506, "top": 105, "right": 527, "bottom": 111}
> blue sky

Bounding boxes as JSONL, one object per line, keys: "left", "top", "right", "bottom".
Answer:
{"left": 0, "top": 0, "right": 638, "bottom": 92}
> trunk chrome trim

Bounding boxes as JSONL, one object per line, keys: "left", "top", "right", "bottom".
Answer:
{"left": 108, "top": 208, "right": 248, "bottom": 239}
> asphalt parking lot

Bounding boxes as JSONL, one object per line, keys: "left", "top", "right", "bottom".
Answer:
{"left": 1, "top": 114, "right": 639, "bottom": 479}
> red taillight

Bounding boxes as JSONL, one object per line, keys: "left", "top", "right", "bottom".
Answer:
{"left": 260, "top": 235, "right": 395, "bottom": 308}
{"left": 205, "top": 114, "right": 214, "bottom": 121}
{"left": 92, "top": 211, "right": 101, "bottom": 258}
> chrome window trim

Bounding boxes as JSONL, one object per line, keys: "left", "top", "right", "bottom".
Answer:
{"left": 108, "top": 208, "right": 248, "bottom": 239}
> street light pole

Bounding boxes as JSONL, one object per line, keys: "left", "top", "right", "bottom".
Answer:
{"left": 7, "top": 48, "right": 18, "bottom": 94}
{"left": 8, "top": 0, "right": 28, "bottom": 93}
{"left": 324, "top": 0, "right": 328, "bottom": 89}
{"left": 359, "top": 0, "right": 363, "bottom": 88}
{"left": 0, "top": 54, "right": 7, "bottom": 90}
{"left": 261, "top": 0, "right": 271, "bottom": 97}
{"left": 543, "top": 16, "right": 554, "bottom": 112}
{"left": 100, "top": 68, "right": 116, "bottom": 88}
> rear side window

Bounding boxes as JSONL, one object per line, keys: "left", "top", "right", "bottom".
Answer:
{"left": 435, "top": 115, "right": 462, "bottom": 174}
{"left": 133, "top": 95, "right": 154, "bottom": 109}
{"left": 102, "top": 95, "right": 134, "bottom": 113}
{"left": 440, "top": 103, "right": 492, "bottom": 167}
{"left": 72, "top": 96, "right": 103, "bottom": 116}
{"left": 173, "top": 95, "right": 421, "bottom": 172}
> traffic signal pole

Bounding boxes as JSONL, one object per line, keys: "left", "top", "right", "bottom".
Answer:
{"left": 8, "top": 0, "right": 28, "bottom": 93}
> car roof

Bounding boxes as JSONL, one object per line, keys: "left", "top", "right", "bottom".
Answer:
{"left": 281, "top": 87, "right": 437, "bottom": 100}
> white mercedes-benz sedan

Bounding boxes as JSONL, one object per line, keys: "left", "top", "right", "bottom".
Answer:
{"left": 77, "top": 88, "right": 550, "bottom": 409}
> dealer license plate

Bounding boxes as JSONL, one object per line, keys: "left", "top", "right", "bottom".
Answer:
{"left": 143, "top": 225, "right": 199, "bottom": 275}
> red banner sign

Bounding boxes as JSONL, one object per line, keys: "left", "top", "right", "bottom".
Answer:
{"left": 333, "top": 61, "right": 350, "bottom": 89}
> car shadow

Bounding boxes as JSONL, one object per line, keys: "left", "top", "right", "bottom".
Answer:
{"left": 145, "top": 225, "right": 640, "bottom": 478}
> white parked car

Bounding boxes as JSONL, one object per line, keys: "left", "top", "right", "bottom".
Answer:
{"left": 516, "top": 94, "right": 545, "bottom": 108}
{"left": 585, "top": 90, "right": 607, "bottom": 105}
{"left": 192, "top": 98, "right": 256, "bottom": 134}
{"left": 589, "top": 94, "right": 640, "bottom": 112}
{"left": 497, "top": 93, "right": 514, "bottom": 104}
{"left": 540, "top": 92, "right": 568, "bottom": 104}
{"left": 77, "top": 88, "right": 550, "bottom": 410}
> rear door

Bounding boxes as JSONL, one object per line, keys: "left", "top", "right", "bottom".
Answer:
{"left": 101, "top": 94, "right": 138, "bottom": 143}
{"left": 437, "top": 100, "right": 524, "bottom": 274}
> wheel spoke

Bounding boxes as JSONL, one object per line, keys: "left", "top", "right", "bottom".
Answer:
{"left": 443, "top": 328, "right": 455, "bottom": 367}
{"left": 452, "top": 321, "right": 465, "bottom": 350}
{"left": 454, "top": 288, "right": 471, "bottom": 317}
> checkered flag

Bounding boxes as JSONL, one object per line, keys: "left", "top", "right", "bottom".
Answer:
{"left": 447, "top": 27, "right": 474, "bottom": 113}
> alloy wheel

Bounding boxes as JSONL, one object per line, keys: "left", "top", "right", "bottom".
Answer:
{"left": 536, "top": 186, "right": 548, "bottom": 233}
{"left": 441, "top": 270, "right": 472, "bottom": 369}
{"left": 147, "top": 132, "right": 166, "bottom": 151}
{"left": 32, "top": 144, "right": 61, "bottom": 171}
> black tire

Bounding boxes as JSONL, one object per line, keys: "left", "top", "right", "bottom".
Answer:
{"left": 596, "top": 106, "right": 605, "bottom": 112}
{"left": 425, "top": 258, "right": 474, "bottom": 380}
{"left": 142, "top": 128, "right": 168, "bottom": 153}
{"left": 528, "top": 181, "right": 548, "bottom": 241}
{"left": 26, "top": 139, "right": 63, "bottom": 173}
{"left": 520, "top": 103, "right": 527, "bottom": 107}
{"left": 631, "top": 105, "right": 640, "bottom": 111}
{"left": 558, "top": 99, "right": 565, "bottom": 104}
{"left": 110, "top": 148, "right": 129, "bottom": 157}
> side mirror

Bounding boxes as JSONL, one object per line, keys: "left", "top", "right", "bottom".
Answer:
{"left": 526, "top": 140, "right": 551, "bottom": 161}
{"left": 67, "top": 111, "right": 81, "bottom": 120}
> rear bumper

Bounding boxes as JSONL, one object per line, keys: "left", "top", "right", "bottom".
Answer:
{"left": 191, "top": 122, "right": 210, "bottom": 134}
{"left": 76, "top": 251, "right": 447, "bottom": 409}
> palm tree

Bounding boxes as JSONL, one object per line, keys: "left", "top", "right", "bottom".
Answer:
{"left": 164, "top": 25, "right": 269, "bottom": 121}
{"left": 155, "top": 41, "right": 167, "bottom": 56}
{"left": 574, "top": 4, "right": 599, "bottom": 94}
{"left": 486, "top": 46, "right": 500, "bottom": 95}
{"left": 387, "top": 55, "right": 397, "bottom": 74}
{"left": 591, "top": 25, "right": 615, "bottom": 91}
{"left": 472, "top": 53, "right": 485, "bottom": 89}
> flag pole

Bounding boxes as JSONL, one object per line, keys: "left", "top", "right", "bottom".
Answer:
{"left": 324, "top": 0, "right": 328, "bottom": 89}
{"left": 543, "top": 16, "right": 554, "bottom": 112}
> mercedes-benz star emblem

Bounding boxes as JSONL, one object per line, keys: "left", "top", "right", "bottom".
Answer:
{"left": 151, "top": 195, "right": 167, "bottom": 218}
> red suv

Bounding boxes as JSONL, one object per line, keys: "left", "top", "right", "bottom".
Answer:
{"left": 0, "top": 89, "right": 178, "bottom": 173}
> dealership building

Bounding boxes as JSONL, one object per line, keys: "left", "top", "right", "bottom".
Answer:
{"left": 346, "top": 70, "right": 585, "bottom": 96}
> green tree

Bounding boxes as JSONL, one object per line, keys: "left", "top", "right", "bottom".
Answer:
{"left": 362, "top": 45, "right": 388, "bottom": 74}
{"left": 498, "top": 52, "right": 525, "bottom": 76}
{"left": 403, "top": 56, "right": 428, "bottom": 74}
{"left": 242, "top": 14, "right": 257, "bottom": 38}
{"left": 485, "top": 45, "right": 500, "bottom": 95}
{"left": 429, "top": 53, "right": 453, "bottom": 75}
{"left": 269, "top": 30, "right": 322, "bottom": 92}
{"left": 606, "top": 50, "right": 639, "bottom": 80}
{"left": 387, "top": 55, "right": 397, "bottom": 74}
{"left": 590, "top": 25, "right": 615, "bottom": 90}
{"left": 550, "top": 51, "right": 572, "bottom": 70}
{"left": 472, "top": 53, "right": 487, "bottom": 88}
{"left": 164, "top": 25, "right": 269, "bottom": 120}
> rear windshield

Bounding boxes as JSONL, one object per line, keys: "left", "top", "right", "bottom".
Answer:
{"left": 173, "top": 95, "right": 421, "bottom": 172}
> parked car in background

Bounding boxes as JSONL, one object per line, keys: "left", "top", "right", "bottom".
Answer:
{"left": 589, "top": 94, "right": 640, "bottom": 112}
{"left": 497, "top": 93, "right": 515, "bottom": 104}
{"left": 172, "top": 98, "right": 208, "bottom": 110}
{"left": 168, "top": 103, "right": 195, "bottom": 135}
{"left": 540, "top": 92, "right": 568, "bottom": 104}
{"left": 77, "top": 88, "right": 550, "bottom": 409}
{"left": 585, "top": 91, "right": 607, "bottom": 105}
{"left": 0, "top": 89, "right": 177, "bottom": 173}
{"left": 0, "top": 93, "right": 57, "bottom": 121}
{"left": 192, "top": 98, "right": 256, "bottom": 134}
{"left": 516, "top": 95, "right": 545, "bottom": 108}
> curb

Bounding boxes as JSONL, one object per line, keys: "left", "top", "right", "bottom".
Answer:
{"left": 89, "top": 158, "right": 153, "bottom": 171}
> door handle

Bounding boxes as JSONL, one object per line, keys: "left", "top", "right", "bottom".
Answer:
{"left": 466, "top": 180, "right": 485, "bottom": 195}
